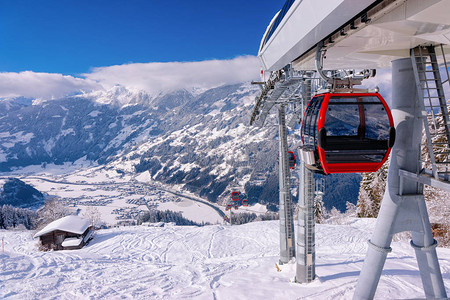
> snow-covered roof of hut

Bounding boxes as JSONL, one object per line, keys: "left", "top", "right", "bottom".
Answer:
{"left": 61, "top": 237, "right": 83, "bottom": 248}
{"left": 34, "top": 215, "right": 90, "bottom": 238}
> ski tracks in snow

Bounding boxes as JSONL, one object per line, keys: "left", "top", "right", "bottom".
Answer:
{"left": 2, "top": 220, "right": 450, "bottom": 299}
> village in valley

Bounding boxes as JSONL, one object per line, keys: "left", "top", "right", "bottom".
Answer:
{"left": 0, "top": 165, "right": 229, "bottom": 229}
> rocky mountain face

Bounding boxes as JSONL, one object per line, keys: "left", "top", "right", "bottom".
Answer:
{"left": 0, "top": 84, "right": 360, "bottom": 210}
{"left": 116, "top": 83, "right": 281, "bottom": 205}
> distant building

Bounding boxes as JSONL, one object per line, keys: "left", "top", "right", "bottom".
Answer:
{"left": 34, "top": 215, "right": 93, "bottom": 250}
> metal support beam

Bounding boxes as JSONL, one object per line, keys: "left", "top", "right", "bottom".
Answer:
{"left": 353, "top": 58, "right": 447, "bottom": 299}
{"left": 295, "top": 75, "right": 316, "bottom": 283}
{"left": 399, "top": 169, "right": 450, "bottom": 192}
{"left": 278, "top": 105, "right": 296, "bottom": 264}
{"left": 295, "top": 161, "right": 315, "bottom": 283}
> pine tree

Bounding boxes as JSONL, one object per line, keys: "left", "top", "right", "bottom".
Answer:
{"left": 0, "top": 207, "right": 3, "bottom": 229}
{"left": 357, "top": 158, "right": 389, "bottom": 218}
{"left": 0, "top": 205, "right": 37, "bottom": 230}
{"left": 421, "top": 102, "right": 449, "bottom": 169}
{"left": 2, "top": 205, "right": 14, "bottom": 228}
{"left": 345, "top": 201, "right": 357, "bottom": 217}
{"left": 314, "top": 193, "right": 326, "bottom": 224}
{"left": 12, "top": 208, "right": 18, "bottom": 228}
{"left": 138, "top": 209, "right": 202, "bottom": 226}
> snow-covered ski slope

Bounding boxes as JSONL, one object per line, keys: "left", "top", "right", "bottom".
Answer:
{"left": 1, "top": 219, "right": 450, "bottom": 299}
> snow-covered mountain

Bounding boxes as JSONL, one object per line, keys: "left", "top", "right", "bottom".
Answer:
{"left": 0, "top": 84, "right": 360, "bottom": 209}
{"left": 0, "top": 91, "right": 156, "bottom": 169}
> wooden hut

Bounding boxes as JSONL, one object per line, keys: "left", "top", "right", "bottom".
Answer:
{"left": 34, "top": 215, "right": 93, "bottom": 250}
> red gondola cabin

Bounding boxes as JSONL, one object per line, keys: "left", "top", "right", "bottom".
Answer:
{"left": 231, "top": 191, "right": 240, "bottom": 201}
{"left": 288, "top": 151, "right": 296, "bottom": 169}
{"left": 226, "top": 204, "right": 232, "bottom": 211}
{"left": 242, "top": 199, "right": 249, "bottom": 207}
{"left": 300, "top": 92, "right": 395, "bottom": 174}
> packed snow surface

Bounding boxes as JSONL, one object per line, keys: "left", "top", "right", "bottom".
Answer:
{"left": 1, "top": 219, "right": 450, "bottom": 299}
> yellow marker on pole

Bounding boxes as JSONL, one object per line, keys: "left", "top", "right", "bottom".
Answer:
{"left": 275, "top": 263, "right": 281, "bottom": 272}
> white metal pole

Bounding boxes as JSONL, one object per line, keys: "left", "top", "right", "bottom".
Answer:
{"left": 295, "top": 161, "right": 315, "bottom": 283}
{"left": 295, "top": 76, "right": 316, "bottom": 283}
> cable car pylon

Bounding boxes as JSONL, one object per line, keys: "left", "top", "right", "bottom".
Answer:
{"left": 251, "top": 65, "right": 311, "bottom": 265}
{"left": 295, "top": 153, "right": 316, "bottom": 282}
{"left": 354, "top": 56, "right": 447, "bottom": 300}
{"left": 278, "top": 104, "right": 296, "bottom": 264}
{"left": 295, "top": 72, "right": 317, "bottom": 283}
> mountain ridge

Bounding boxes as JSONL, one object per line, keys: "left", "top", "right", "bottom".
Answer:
{"left": 0, "top": 83, "right": 361, "bottom": 210}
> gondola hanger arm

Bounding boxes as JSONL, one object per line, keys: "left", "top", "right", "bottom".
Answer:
{"left": 315, "top": 41, "right": 376, "bottom": 91}
{"left": 315, "top": 41, "right": 334, "bottom": 86}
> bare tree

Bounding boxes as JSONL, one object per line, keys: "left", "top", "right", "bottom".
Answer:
{"left": 36, "top": 198, "right": 70, "bottom": 228}
{"left": 82, "top": 206, "right": 102, "bottom": 228}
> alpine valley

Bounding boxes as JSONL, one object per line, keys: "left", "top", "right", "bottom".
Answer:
{"left": 0, "top": 83, "right": 361, "bottom": 213}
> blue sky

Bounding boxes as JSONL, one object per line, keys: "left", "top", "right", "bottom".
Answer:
{"left": 0, "top": 0, "right": 283, "bottom": 75}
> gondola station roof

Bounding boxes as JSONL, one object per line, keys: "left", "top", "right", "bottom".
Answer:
{"left": 34, "top": 215, "right": 90, "bottom": 238}
{"left": 259, "top": 0, "right": 450, "bottom": 71}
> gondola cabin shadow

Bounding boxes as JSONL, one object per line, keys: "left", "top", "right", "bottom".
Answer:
{"left": 300, "top": 92, "right": 395, "bottom": 174}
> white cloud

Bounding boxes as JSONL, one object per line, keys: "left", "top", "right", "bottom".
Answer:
{"left": 84, "top": 56, "right": 261, "bottom": 94}
{"left": 0, "top": 56, "right": 262, "bottom": 100}
{"left": 0, "top": 71, "right": 102, "bottom": 100}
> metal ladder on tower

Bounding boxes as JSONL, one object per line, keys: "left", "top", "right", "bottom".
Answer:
{"left": 411, "top": 45, "right": 450, "bottom": 181}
